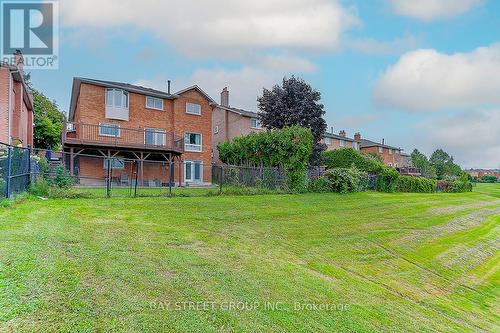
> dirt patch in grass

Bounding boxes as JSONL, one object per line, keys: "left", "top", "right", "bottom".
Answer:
{"left": 426, "top": 199, "right": 500, "bottom": 216}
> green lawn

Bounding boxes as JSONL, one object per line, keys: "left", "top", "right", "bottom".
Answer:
{"left": 1, "top": 184, "right": 499, "bottom": 332}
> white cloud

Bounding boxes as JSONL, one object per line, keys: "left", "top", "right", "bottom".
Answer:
{"left": 136, "top": 66, "right": 285, "bottom": 110}
{"left": 389, "top": 0, "right": 483, "bottom": 21}
{"left": 416, "top": 110, "right": 500, "bottom": 169}
{"left": 374, "top": 44, "right": 500, "bottom": 112}
{"left": 60, "top": 0, "right": 358, "bottom": 58}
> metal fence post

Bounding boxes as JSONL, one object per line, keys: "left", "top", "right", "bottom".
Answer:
{"left": 27, "top": 145, "right": 32, "bottom": 187}
{"left": 5, "top": 146, "right": 12, "bottom": 198}
{"left": 169, "top": 159, "right": 173, "bottom": 197}
{"left": 106, "top": 159, "right": 111, "bottom": 198}
{"left": 219, "top": 166, "right": 224, "bottom": 195}
{"left": 134, "top": 161, "right": 139, "bottom": 197}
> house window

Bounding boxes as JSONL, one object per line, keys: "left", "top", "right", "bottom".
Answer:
{"left": 324, "top": 137, "right": 332, "bottom": 145}
{"left": 146, "top": 96, "right": 164, "bottom": 110}
{"left": 99, "top": 123, "right": 120, "bottom": 137}
{"left": 251, "top": 118, "right": 262, "bottom": 129}
{"left": 389, "top": 148, "right": 393, "bottom": 155}
{"left": 214, "top": 126, "right": 219, "bottom": 134}
{"left": 105, "top": 88, "right": 129, "bottom": 120}
{"left": 339, "top": 139, "right": 345, "bottom": 147}
{"left": 184, "top": 132, "right": 202, "bottom": 152}
{"left": 352, "top": 142, "right": 359, "bottom": 150}
{"left": 185, "top": 160, "right": 202, "bottom": 183}
{"left": 103, "top": 158, "right": 125, "bottom": 169}
{"left": 186, "top": 102, "right": 201, "bottom": 115}
{"left": 379, "top": 146, "right": 384, "bottom": 153}
{"left": 144, "top": 128, "right": 166, "bottom": 146}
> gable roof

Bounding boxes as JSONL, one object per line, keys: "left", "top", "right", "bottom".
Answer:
{"left": 175, "top": 85, "right": 217, "bottom": 105}
{"left": 217, "top": 105, "right": 259, "bottom": 118}
{"left": 0, "top": 62, "right": 33, "bottom": 111}
{"left": 359, "top": 139, "right": 400, "bottom": 150}
{"left": 68, "top": 78, "right": 216, "bottom": 121}
{"left": 324, "top": 132, "right": 357, "bottom": 142}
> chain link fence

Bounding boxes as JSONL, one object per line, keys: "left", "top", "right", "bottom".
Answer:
{"left": 0, "top": 143, "right": 32, "bottom": 199}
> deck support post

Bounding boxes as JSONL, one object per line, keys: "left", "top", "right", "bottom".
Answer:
{"left": 69, "top": 147, "right": 74, "bottom": 176}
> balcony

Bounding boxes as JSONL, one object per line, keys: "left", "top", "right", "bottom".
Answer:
{"left": 63, "top": 122, "right": 184, "bottom": 154}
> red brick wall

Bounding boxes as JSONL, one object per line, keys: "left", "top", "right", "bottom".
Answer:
{"left": 323, "top": 137, "right": 356, "bottom": 150}
{"left": 360, "top": 146, "right": 402, "bottom": 166}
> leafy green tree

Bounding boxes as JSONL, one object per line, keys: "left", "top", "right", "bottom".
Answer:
{"left": 410, "top": 149, "right": 436, "bottom": 179}
{"left": 24, "top": 74, "right": 65, "bottom": 148}
{"left": 429, "top": 149, "right": 462, "bottom": 179}
{"left": 257, "top": 76, "right": 327, "bottom": 165}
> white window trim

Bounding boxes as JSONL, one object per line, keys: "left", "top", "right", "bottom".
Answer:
{"left": 103, "top": 158, "right": 125, "bottom": 170}
{"left": 144, "top": 128, "right": 166, "bottom": 146}
{"left": 379, "top": 147, "right": 384, "bottom": 153}
{"left": 184, "top": 132, "right": 202, "bottom": 152}
{"left": 145, "top": 96, "right": 164, "bottom": 111}
{"left": 339, "top": 139, "right": 345, "bottom": 147}
{"left": 105, "top": 88, "right": 129, "bottom": 108}
{"left": 324, "top": 137, "right": 332, "bottom": 145}
{"left": 250, "top": 118, "right": 262, "bottom": 129}
{"left": 186, "top": 102, "right": 201, "bottom": 115}
{"left": 184, "top": 160, "right": 203, "bottom": 183}
{"left": 99, "top": 122, "right": 121, "bottom": 137}
{"left": 389, "top": 148, "right": 393, "bottom": 155}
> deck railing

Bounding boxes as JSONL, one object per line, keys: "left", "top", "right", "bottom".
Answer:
{"left": 63, "top": 122, "right": 184, "bottom": 153}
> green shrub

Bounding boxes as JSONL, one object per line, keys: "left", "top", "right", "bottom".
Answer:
{"left": 396, "top": 176, "right": 437, "bottom": 193}
{"left": 47, "top": 187, "right": 92, "bottom": 199}
{"left": 48, "top": 165, "right": 75, "bottom": 189}
{"left": 436, "top": 174, "right": 473, "bottom": 193}
{"left": 28, "top": 177, "right": 50, "bottom": 197}
{"left": 308, "top": 176, "right": 330, "bottom": 193}
{"left": 318, "top": 167, "right": 368, "bottom": 194}
{"left": 218, "top": 125, "right": 314, "bottom": 192}
{"left": 322, "top": 148, "right": 384, "bottom": 174}
{"left": 480, "top": 175, "right": 497, "bottom": 183}
{"left": 376, "top": 167, "right": 400, "bottom": 193}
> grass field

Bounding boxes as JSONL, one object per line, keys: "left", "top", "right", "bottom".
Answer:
{"left": 1, "top": 184, "right": 499, "bottom": 332}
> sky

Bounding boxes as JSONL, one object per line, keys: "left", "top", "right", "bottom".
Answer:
{"left": 27, "top": 0, "right": 500, "bottom": 169}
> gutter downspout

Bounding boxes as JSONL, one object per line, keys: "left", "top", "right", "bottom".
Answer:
{"left": 7, "top": 70, "right": 18, "bottom": 145}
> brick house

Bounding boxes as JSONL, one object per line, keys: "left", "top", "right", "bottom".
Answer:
{"left": 0, "top": 51, "right": 34, "bottom": 147}
{"left": 212, "top": 87, "right": 263, "bottom": 164}
{"left": 357, "top": 134, "right": 403, "bottom": 167}
{"left": 322, "top": 129, "right": 360, "bottom": 151}
{"left": 63, "top": 78, "right": 216, "bottom": 186}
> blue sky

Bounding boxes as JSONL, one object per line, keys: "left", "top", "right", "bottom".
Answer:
{"left": 26, "top": 0, "right": 500, "bottom": 168}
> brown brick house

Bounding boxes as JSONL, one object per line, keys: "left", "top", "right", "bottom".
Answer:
{"left": 63, "top": 78, "right": 216, "bottom": 186}
{"left": 212, "top": 87, "right": 263, "bottom": 164}
{"left": 357, "top": 133, "right": 403, "bottom": 167}
{"left": 322, "top": 129, "right": 360, "bottom": 151}
{"left": 0, "top": 51, "right": 34, "bottom": 147}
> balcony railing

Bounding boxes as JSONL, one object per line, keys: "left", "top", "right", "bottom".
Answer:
{"left": 63, "top": 122, "right": 184, "bottom": 153}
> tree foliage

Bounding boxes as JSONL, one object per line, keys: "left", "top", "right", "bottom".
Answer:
{"left": 217, "top": 126, "right": 314, "bottom": 191}
{"left": 410, "top": 149, "right": 436, "bottom": 178}
{"left": 25, "top": 74, "right": 65, "bottom": 148}
{"left": 257, "top": 76, "right": 327, "bottom": 165}
{"left": 429, "top": 149, "right": 462, "bottom": 180}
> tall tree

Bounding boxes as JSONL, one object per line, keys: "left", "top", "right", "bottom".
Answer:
{"left": 25, "top": 74, "right": 65, "bottom": 148}
{"left": 257, "top": 76, "right": 327, "bottom": 165}
{"left": 410, "top": 149, "right": 436, "bottom": 179}
{"left": 429, "top": 149, "right": 462, "bottom": 179}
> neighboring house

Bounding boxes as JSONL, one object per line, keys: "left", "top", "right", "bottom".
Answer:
{"left": 212, "top": 87, "right": 263, "bottom": 164}
{"left": 322, "top": 129, "right": 360, "bottom": 151}
{"left": 357, "top": 133, "right": 403, "bottom": 167}
{"left": 466, "top": 169, "right": 500, "bottom": 180}
{"left": 62, "top": 77, "right": 216, "bottom": 186}
{"left": 0, "top": 50, "right": 34, "bottom": 147}
{"left": 400, "top": 152, "right": 412, "bottom": 168}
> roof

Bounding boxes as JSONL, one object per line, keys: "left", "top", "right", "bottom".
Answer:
{"left": 359, "top": 139, "right": 400, "bottom": 150}
{"left": 175, "top": 85, "right": 217, "bottom": 105}
{"left": 68, "top": 78, "right": 216, "bottom": 120}
{"left": 217, "top": 105, "right": 260, "bottom": 118}
{"left": 324, "top": 132, "right": 357, "bottom": 142}
{"left": 0, "top": 62, "right": 33, "bottom": 111}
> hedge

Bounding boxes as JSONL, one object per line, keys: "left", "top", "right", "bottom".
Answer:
{"left": 308, "top": 167, "right": 368, "bottom": 194}
{"left": 218, "top": 125, "right": 314, "bottom": 192}
{"left": 396, "top": 176, "right": 437, "bottom": 193}
{"left": 322, "top": 148, "right": 384, "bottom": 174}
